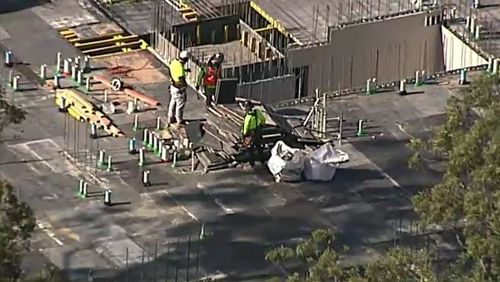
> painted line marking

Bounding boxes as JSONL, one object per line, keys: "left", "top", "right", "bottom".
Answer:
{"left": 141, "top": 189, "right": 199, "bottom": 221}
{"left": 36, "top": 220, "right": 64, "bottom": 246}
{"left": 381, "top": 171, "right": 401, "bottom": 188}
{"left": 196, "top": 183, "right": 235, "bottom": 215}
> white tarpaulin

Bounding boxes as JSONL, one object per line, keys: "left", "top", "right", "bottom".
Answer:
{"left": 267, "top": 141, "right": 306, "bottom": 182}
{"left": 303, "top": 143, "right": 349, "bottom": 181}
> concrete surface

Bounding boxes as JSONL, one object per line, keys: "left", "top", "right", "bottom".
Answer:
{"left": 0, "top": 1, "right": 464, "bottom": 281}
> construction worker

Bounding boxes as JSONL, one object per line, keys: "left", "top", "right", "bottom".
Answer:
{"left": 195, "top": 52, "right": 224, "bottom": 108}
{"left": 241, "top": 100, "right": 266, "bottom": 166}
{"left": 168, "top": 50, "right": 190, "bottom": 126}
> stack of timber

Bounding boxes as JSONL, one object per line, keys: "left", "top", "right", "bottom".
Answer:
{"left": 195, "top": 102, "right": 287, "bottom": 172}
{"left": 55, "top": 89, "right": 124, "bottom": 137}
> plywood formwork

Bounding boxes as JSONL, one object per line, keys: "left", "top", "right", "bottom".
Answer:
{"left": 289, "top": 10, "right": 445, "bottom": 96}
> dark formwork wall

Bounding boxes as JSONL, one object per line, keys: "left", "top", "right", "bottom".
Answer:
{"left": 289, "top": 11, "right": 445, "bottom": 96}
{"left": 223, "top": 58, "right": 288, "bottom": 83}
{"left": 237, "top": 75, "right": 296, "bottom": 103}
{"left": 172, "top": 15, "right": 240, "bottom": 47}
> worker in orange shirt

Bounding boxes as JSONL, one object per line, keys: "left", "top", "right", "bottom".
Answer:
{"left": 195, "top": 53, "right": 224, "bottom": 108}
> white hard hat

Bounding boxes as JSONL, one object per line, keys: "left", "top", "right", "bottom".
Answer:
{"left": 179, "top": 50, "right": 189, "bottom": 60}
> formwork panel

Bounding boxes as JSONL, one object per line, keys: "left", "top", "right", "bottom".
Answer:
{"left": 172, "top": 15, "right": 240, "bottom": 47}
{"left": 289, "top": 11, "right": 445, "bottom": 95}
{"left": 237, "top": 74, "right": 295, "bottom": 103}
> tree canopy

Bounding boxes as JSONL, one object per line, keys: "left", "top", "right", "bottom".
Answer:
{"left": 0, "top": 79, "right": 25, "bottom": 137}
{"left": 409, "top": 73, "right": 500, "bottom": 279}
{"left": 267, "top": 73, "right": 500, "bottom": 281}
{"left": 0, "top": 179, "right": 36, "bottom": 279}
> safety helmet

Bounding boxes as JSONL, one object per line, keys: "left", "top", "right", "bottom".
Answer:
{"left": 244, "top": 100, "right": 254, "bottom": 110}
{"left": 179, "top": 50, "right": 189, "bottom": 62}
{"left": 214, "top": 52, "right": 224, "bottom": 63}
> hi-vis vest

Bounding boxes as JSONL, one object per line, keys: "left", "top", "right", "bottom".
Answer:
{"left": 169, "top": 59, "right": 186, "bottom": 88}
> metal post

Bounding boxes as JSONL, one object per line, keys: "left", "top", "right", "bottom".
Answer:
{"left": 399, "top": 79, "right": 406, "bottom": 95}
{"left": 97, "top": 149, "right": 106, "bottom": 168}
{"left": 129, "top": 138, "right": 137, "bottom": 154}
{"left": 40, "top": 64, "right": 47, "bottom": 83}
{"left": 133, "top": 114, "right": 139, "bottom": 131}
{"left": 53, "top": 74, "right": 60, "bottom": 89}
{"left": 139, "top": 147, "right": 145, "bottom": 167}
{"left": 148, "top": 130, "right": 154, "bottom": 149}
{"left": 85, "top": 77, "right": 91, "bottom": 92}
{"left": 143, "top": 128, "right": 149, "bottom": 146}
{"left": 90, "top": 123, "right": 97, "bottom": 139}
{"left": 12, "top": 75, "right": 20, "bottom": 91}
{"left": 4, "top": 51, "right": 13, "bottom": 67}
{"left": 338, "top": 113, "right": 343, "bottom": 146}
{"left": 107, "top": 156, "right": 112, "bottom": 172}
{"left": 161, "top": 144, "right": 168, "bottom": 162}
{"left": 56, "top": 52, "right": 62, "bottom": 74}
{"left": 321, "top": 94, "right": 326, "bottom": 139}
{"left": 58, "top": 96, "right": 66, "bottom": 112}
{"left": 83, "top": 55, "right": 90, "bottom": 72}
{"left": 77, "top": 70, "right": 83, "bottom": 85}
{"left": 104, "top": 89, "right": 108, "bottom": 103}
{"left": 172, "top": 148, "right": 178, "bottom": 168}
{"left": 157, "top": 140, "right": 164, "bottom": 157}
{"left": 190, "top": 143, "right": 195, "bottom": 172}
{"left": 474, "top": 24, "right": 481, "bottom": 41}
{"left": 63, "top": 59, "right": 70, "bottom": 76}
{"left": 104, "top": 189, "right": 112, "bottom": 206}
{"left": 82, "top": 182, "right": 88, "bottom": 198}
{"left": 356, "top": 119, "right": 366, "bottom": 137}
{"left": 365, "top": 78, "right": 372, "bottom": 95}
{"left": 414, "top": 71, "right": 420, "bottom": 86}
{"left": 142, "top": 170, "right": 151, "bottom": 186}
{"left": 459, "top": 69, "right": 468, "bottom": 85}
{"left": 71, "top": 64, "right": 78, "bottom": 81}
{"left": 156, "top": 117, "right": 162, "bottom": 130}
{"left": 78, "top": 179, "right": 84, "bottom": 194}
{"left": 153, "top": 135, "right": 159, "bottom": 153}
{"left": 493, "top": 59, "right": 499, "bottom": 75}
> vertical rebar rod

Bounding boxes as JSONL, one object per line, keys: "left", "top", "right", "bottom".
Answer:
{"left": 186, "top": 235, "right": 191, "bottom": 282}
{"left": 141, "top": 245, "right": 146, "bottom": 282}
{"left": 126, "top": 248, "right": 129, "bottom": 282}
{"left": 154, "top": 242, "right": 158, "bottom": 282}
{"left": 73, "top": 118, "right": 77, "bottom": 159}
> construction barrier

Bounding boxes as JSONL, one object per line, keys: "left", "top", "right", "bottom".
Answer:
{"left": 55, "top": 89, "right": 125, "bottom": 137}
{"left": 58, "top": 29, "right": 148, "bottom": 58}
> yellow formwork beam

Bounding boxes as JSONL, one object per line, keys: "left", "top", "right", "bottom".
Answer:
{"left": 82, "top": 40, "right": 142, "bottom": 56}
{"left": 69, "top": 32, "right": 123, "bottom": 44}
{"left": 59, "top": 29, "right": 75, "bottom": 36}
{"left": 74, "top": 35, "right": 139, "bottom": 50}
{"left": 249, "top": 2, "right": 288, "bottom": 36}
{"left": 254, "top": 25, "right": 274, "bottom": 33}
{"left": 55, "top": 89, "right": 124, "bottom": 136}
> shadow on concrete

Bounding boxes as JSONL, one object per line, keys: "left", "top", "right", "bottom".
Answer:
{"left": 0, "top": 0, "right": 49, "bottom": 14}
{"left": 0, "top": 158, "right": 51, "bottom": 165}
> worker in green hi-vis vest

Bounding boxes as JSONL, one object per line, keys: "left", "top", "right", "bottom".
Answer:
{"left": 195, "top": 52, "right": 224, "bottom": 108}
{"left": 242, "top": 100, "right": 266, "bottom": 166}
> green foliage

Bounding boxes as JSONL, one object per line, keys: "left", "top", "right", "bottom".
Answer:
{"left": 0, "top": 83, "right": 26, "bottom": 136}
{"left": 0, "top": 179, "right": 36, "bottom": 280}
{"left": 363, "top": 248, "right": 436, "bottom": 282}
{"left": 409, "top": 73, "right": 500, "bottom": 279}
